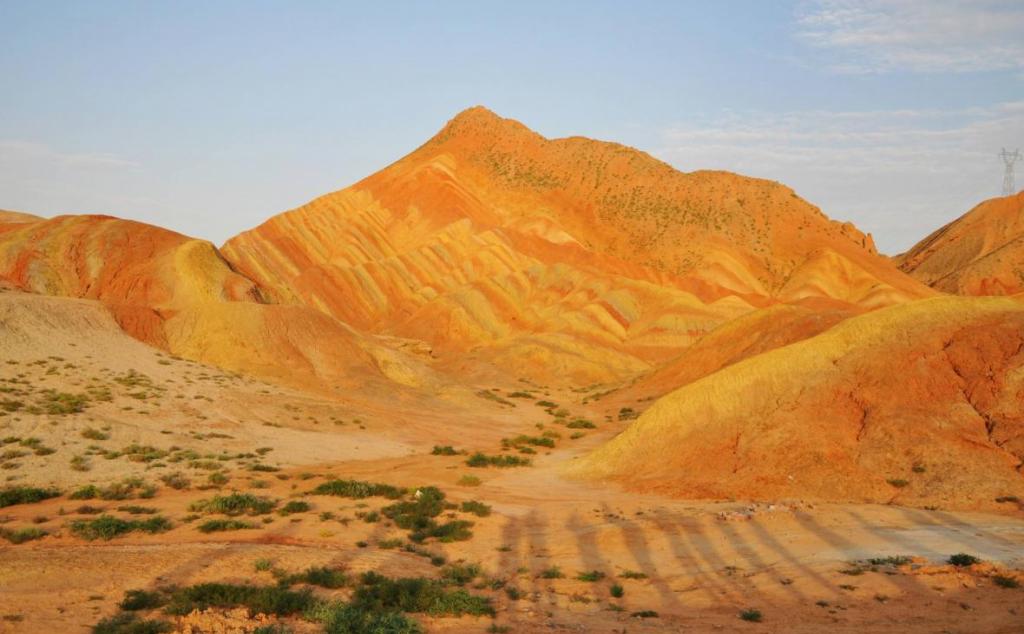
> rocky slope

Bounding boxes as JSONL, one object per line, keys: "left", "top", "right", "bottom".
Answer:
{"left": 898, "top": 192, "right": 1024, "bottom": 295}
{"left": 572, "top": 295, "right": 1024, "bottom": 509}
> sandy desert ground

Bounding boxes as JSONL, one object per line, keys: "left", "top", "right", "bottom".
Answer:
{"left": 1, "top": 293, "right": 1021, "bottom": 634}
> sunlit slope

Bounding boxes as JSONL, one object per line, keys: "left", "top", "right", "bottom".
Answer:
{"left": 620, "top": 301, "right": 859, "bottom": 402}
{"left": 224, "top": 107, "right": 931, "bottom": 383}
{"left": 0, "top": 214, "right": 426, "bottom": 390}
{"left": 572, "top": 295, "right": 1024, "bottom": 510}
{"left": 898, "top": 192, "right": 1024, "bottom": 295}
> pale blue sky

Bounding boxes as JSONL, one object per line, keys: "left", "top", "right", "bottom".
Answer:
{"left": 1, "top": 1, "right": 1021, "bottom": 252}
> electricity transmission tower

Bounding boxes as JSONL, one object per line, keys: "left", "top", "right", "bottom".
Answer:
{"left": 1001, "top": 147, "right": 1021, "bottom": 196}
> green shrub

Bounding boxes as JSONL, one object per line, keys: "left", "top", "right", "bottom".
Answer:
{"left": 197, "top": 519, "right": 256, "bottom": 533}
{"left": 431, "top": 446, "right": 457, "bottom": 456}
{"left": 308, "top": 601, "right": 421, "bottom": 634}
{"left": 353, "top": 572, "right": 494, "bottom": 617}
{"left": 566, "top": 419, "right": 596, "bottom": 429}
{"left": 0, "top": 486, "right": 60, "bottom": 507}
{"left": 502, "top": 435, "right": 554, "bottom": 449}
{"left": 159, "top": 472, "right": 191, "bottom": 490}
{"left": 117, "top": 505, "right": 157, "bottom": 515}
{"left": 254, "top": 558, "right": 274, "bottom": 572}
{"left": 92, "top": 612, "right": 172, "bottom": 634}
{"left": 457, "top": 475, "right": 481, "bottom": 487}
{"left": 284, "top": 566, "right": 349, "bottom": 589}
{"left": 440, "top": 563, "right": 481, "bottom": 586}
{"left": 71, "top": 515, "right": 172, "bottom": 540}
{"left": 866, "top": 556, "right": 912, "bottom": 566}
{"left": 631, "top": 610, "right": 658, "bottom": 618}
{"left": 81, "top": 428, "right": 110, "bottom": 441}
{"left": 459, "top": 500, "right": 491, "bottom": 517}
{"left": 465, "top": 453, "right": 530, "bottom": 468}
{"left": 540, "top": 566, "right": 564, "bottom": 579}
{"left": 577, "top": 570, "right": 605, "bottom": 582}
{"left": 71, "top": 479, "right": 155, "bottom": 501}
{"left": 610, "top": 583, "right": 624, "bottom": 598}
{"left": 312, "top": 479, "right": 404, "bottom": 499}
{"left": 382, "top": 487, "right": 445, "bottom": 528}
{"left": 189, "top": 493, "right": 276, "bottom": 516}
{"left": 0, "top": 526, "right": 47, "bottom": 544}
{"left": 164, "top": 583, "right": 314, "bottom": 616}
{"left": 948, "top": 553, "right": 981, "bottom": 567}
{"left": 739, "top": 608, "right": 762, "bottom": 622}
{"left": 993, "top": 575, "right": 1020, "bottom": 589}
{"left": 280, "top": 500, "right": 311, "bottom": 515}
{"left": 619, "top": 570, "right": 647, "bottom": 579}
{"left": 39, "top": 390, "right": 89, "bottom": 415}
{"left": 411, "top": 520, "right": 473, "bottom": 544}
{"left": 119, "top": 589, "right": 166, "bottom": 611}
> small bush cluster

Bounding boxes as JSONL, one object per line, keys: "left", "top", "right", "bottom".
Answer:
{"left": 189, "top": 493, "right": 276, "bottom": 516}
{"left": 312, "top": 479, "right": 404, "bottom": 499}
{"left": 70, "top": 515, "right": 172, "bottom": 540}
{"left": 0, "top": 526, "right": 47, "bottom": 544}
{"left": 0, "top": 486, "right": 60, "bottom": 508}
{"left": 465, "top": 453, "right": 530, "bottom": 468}
{"left": 70, "top": 478, "right": 155, "bottom": 501}
{"left": 197, "top": 519, "right": 256, "bottom": 533}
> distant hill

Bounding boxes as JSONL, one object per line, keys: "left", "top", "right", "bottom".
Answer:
{"left": 898, "top": 192, "right": 1024, "bottom": 295}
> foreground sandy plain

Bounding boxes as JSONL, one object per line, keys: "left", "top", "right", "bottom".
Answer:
{"left": 0, "top": 294, "right": 1021, "bottom": 634}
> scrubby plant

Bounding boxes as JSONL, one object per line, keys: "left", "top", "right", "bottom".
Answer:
{"left": 540, "top": 566, "right": 564, "bottom": 579}
{"left": 993, "top": 575, "right": 1020, "bottom": 589}
{"left": 196, "top": 519, "right": 256, "bottom": 533}
{"left": 70, "top": 515, "right": 172, "bottom": 540}
{"left": 739, "top": 608, "right": 763, "bottom": 622}
{"left": 431, "top": 446, "right": 457, "bottom": 456}
{"left": 189, "top": 493, "right": 276, "bottom": 516}
{"left": 465, "top": 453, "right": 530, "bottom": 468}
{"left": 312, "top": 479, "right": 404, "bottom": 499}
{"left": 0, "top": 526, "right": 47, "bottom": 544}
{"left": 279, "top": 500, "right": 311, "bottom": 515}
{"left": 619, "top": 570, "right": 647, "bottom": 579}
{"left": 163, "top": 583, "right": 315, "bottom": 616}
{"left": 92, "top": 612, "right": 172, "bottom": 634}
{"left": 119, "top": 589, "right": 166, "bottom": 611}
{"left": 948, "top": 553, "right": 981, "bottom": 567}
{"left": 353, "top": 572, "right": 494, "bottom": 617}
{"left": 283, "top": 566, "right": 349, "bottom": 589}
{"left": 440, "top": 563, "right": 481, "bottom": 586}
{"left": 159, "top": 472, "right": 191, "bottom": 490}
{"left": 459, "top": 500, "right": 491, "bottom": 517}
{"left": 0, "top": 486, "right": 59, "bottom": 507}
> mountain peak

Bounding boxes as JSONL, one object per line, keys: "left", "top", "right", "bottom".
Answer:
{"left": 431, "top": 105, "right": 537, "bottom": 145}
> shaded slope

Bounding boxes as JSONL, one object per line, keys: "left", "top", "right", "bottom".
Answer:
{"left": 572, "top": 295, "right": 1024, "bottom": 510}
{"left": 898, "top": 192, "right": 1024, "bottom": 295}
{"left": 0, "top": 214, "right": 429, "bottom": 391}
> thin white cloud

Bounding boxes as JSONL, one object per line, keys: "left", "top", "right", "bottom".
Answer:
{"left": 796, "top": 0, "right": 1024, "bottom": 74}
{"left": 0, "top": 140, "right": 138, "bottom": 170}
{"left": 656, "top": 101, "right": 1024, "bottom": 253}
